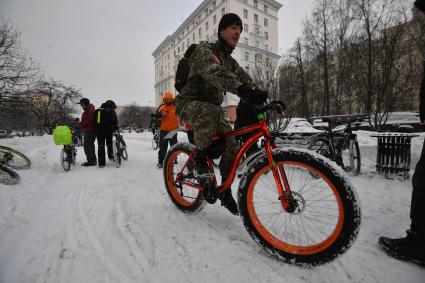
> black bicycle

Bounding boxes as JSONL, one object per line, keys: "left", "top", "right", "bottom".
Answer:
{"left": 308, "top": 115, "right": 365, "bottom": 175}
{"left": 112, "top": 126, "right": 128, "bottom": 168}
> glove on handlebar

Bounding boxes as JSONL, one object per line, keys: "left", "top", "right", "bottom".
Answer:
{"left": 237, "top": 84, "right": 268, "bottom": 105}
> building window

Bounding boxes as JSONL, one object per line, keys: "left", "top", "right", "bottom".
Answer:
{"left": 199, "top": 27, "right": 202, "bottom": 36}
{"left": 264, "top": 18, "right": 268, "bottom": 27}
{"left": 254, "top": 14, "right": 258, "bottom": 23}
{"left": 243, "top": 9, "right": 248, "bottom": 18}
{"left": 264, "top": 5, "right": 268, "bottom": 13}
{"left": 254, "top": 0, "right": 258, "bottom": 8}
{"left": 244, "top": 23, "right": 249, "bottom": 33}
{"left": 245, "top": 51, "right": 249, "bottom": 61}
{"left": 264, "top": 31, "right": 268, "bottom": 40}
{"left": 187, "top": 38, "right": 189, "bottom": 45}
{"left": 193, "top": 33, "right": 195, "bottom": 41}
{"left": 213, "top": 14, "right": 217, "bottom": 24}
{"left": 255, "top": 40, "right": 259, "bottom": 48}
{"left": 213, "top": 1, "right": 216, "bottom": 9}
{"left": 245, "top": 66, "right": 250, "bottom": 72}
{"left": 221, "top": 7, "right": 225, "bottom": 16}
{"left": 244, "top": 37, "right": 248, "bottom": 44}
{"left": 206, "top": 21, "right": 209, "bottom": 31}
{"left": 242, "top": 0, "right": 247, "bottom": 3}
{"left": 255, "top": 27, "right": 259, "bottom": 35}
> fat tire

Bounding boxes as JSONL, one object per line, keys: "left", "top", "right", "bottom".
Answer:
{"left": 60, "top": 148, "right": 71, "bottom": 172}
{"left": 0, "top": 146, "right": 31, "bottom": 170}
{"left": 238, "top": 148, "right": 361, "bottom": 266}
{"left": 163, "top": 142, "right": 205, "bottom": 213}
{"left": 0, "top": 164, "right": 20, "bottom": 185}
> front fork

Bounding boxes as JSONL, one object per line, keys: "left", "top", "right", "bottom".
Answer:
{"left": 265, "top": 140, "right": 297, "bottom": 213}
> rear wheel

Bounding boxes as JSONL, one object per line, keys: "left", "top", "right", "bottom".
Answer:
{"left": 238, "top": 149, "right": 361, "bottom": 266}
{"left": 163, "top": 143, "right": 205, "bottom": 213}
{"left": 349, "top": 139, "right": 361, "bottom": 175}
{"left": 60, "top": 148, "right": 71, "bottom": 172}
{"left": 0, "top": 164, "right": 20, "bottom": 185}
{"left": 0, "top": 146, "right": 31, "bottom": 170}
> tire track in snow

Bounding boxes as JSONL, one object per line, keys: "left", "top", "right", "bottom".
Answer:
{"left": 112, "top": 201, "right": 158, "bottom": 282}
{"left": 78, "top": 187, "right": 133, "bottom": 282}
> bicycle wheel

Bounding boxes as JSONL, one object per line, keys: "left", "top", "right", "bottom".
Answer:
{"left": 152, "top": 132, "right": 159, "bottom": 150}
{"left": 0, "top": 146, "right": 31, "bottom": 170}
{"left": 112, "top": 140, "right": 121, "bottom": 168}
{"left": 163, "top": 142, "right": 205, "bottom": 213}
{"left": 238, "top": 149, "right": 361, "bottom": 266}
{"left": 349, "top": 139, "right": 361, "bottom": 175}
{"left": 0, "top": 164, "right": 20, "bottom": 185}
{"left": 120, "top": 138, "right": 128, "bottom": 160}
{"left": 60, "top": 148, "right": 71, "bottom": 172}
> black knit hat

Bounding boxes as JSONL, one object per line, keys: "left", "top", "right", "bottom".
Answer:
{"left": 218, "top": 13, "right": 243, "bottom": 34}
{"left": 78, "top": 98, "right": 90, "bottom": 105}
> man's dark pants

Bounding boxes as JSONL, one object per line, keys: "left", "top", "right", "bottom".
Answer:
{"left": 158, "top": 130, "right": 177, "bottom": 164}
{"left": 410, "top": 138, "right": 425, "bottom": 244}
{"left": 97, "top": 132, "right": 113, "bottom": 166}
{"left": 83, "top": 132, "right": 97, "bottom": 164}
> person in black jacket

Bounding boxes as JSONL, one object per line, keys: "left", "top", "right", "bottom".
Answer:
{"left": 378, "top": 0, "right": 425, "bottom": 266}
{"left": 95, "top": 101, "right": 118, "bottom": 168}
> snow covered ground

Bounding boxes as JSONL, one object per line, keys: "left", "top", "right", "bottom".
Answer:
{"left": 0, "top": 131, "right": 424, "bottom": 283}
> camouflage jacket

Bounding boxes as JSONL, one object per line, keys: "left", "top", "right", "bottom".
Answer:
{"left": 175, "top": 39, "right": 252, "bottom": 110}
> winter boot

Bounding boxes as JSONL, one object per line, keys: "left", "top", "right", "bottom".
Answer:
{"left": 218, "top": 189, "right": 239, "bottom": 216}
{"left": 194, "top": 149, "right": 217, "bottom": 204}
{"left": 378, "top": 236, "right": 425, "bottom": 265}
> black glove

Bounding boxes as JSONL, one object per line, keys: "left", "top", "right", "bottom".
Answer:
{"left": 237, "top": 84, "right": 268, "bottom": 105}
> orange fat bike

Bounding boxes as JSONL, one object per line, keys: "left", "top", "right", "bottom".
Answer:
{"left": 163, "top": 101, "right": 361, "bottom": 266}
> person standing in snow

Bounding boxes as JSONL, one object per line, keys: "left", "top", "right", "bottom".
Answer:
{"left": 156, "top": 92, "right": 179, "bottom": 169}
{"left": 378, "top": 0, "right": 425, "bottom": 266}
{"left": 78, "top": 98, "right": 97, "bottom": 166}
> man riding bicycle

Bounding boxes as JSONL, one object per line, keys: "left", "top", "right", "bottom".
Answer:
{"left": 175, "top": 13, "right": 268, "bottom": 215}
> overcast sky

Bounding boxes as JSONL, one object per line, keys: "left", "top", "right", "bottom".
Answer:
{"left": 0, "top": 0, "right": 315, "bottom": 107}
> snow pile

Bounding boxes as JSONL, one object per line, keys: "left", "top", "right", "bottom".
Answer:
{"left": 0, "top": 131, "right": 424, "bottom": 282}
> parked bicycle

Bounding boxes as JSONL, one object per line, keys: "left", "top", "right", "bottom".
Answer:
{"left": 112, "top": 125, "right": 128, "bottom": 168}
{"left": 308, "top": 115, "right": 365, "bottom": 175}
{"left": 53, "top": 125, "right": 78, "bottom": 172}
{"left": 163, "top": 101, "right": 361, "bottom": 266}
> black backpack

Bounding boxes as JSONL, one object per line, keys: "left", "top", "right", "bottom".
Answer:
{"left": 174, "top": 44, "right": 199, "bottom": 92}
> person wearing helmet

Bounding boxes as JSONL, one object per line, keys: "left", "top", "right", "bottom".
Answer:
{"left": 157, "top": 92, "right": 179, "bottom": 168}
{"left": 78, "top": 97, "right": 97, "bottom": 166}
{"left": 174, "top": 13, "right": 268, "bottom": 215}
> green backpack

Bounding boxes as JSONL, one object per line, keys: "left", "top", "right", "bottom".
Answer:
{"left": 53, "top": 125, "right": 72, "bottom": 145}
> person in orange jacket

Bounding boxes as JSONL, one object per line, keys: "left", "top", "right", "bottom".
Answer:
{"left": 156, "top": 92, "right": 179, "bottom": 168}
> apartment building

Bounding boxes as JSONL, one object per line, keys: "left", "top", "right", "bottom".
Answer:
{"left": 152, "top": 0, "right": 283, "bottom": 120}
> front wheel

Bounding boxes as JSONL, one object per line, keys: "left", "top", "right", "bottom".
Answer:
{"left": 163, "top": 143, "right": 205, "bottom": 213}
{"left": 238, "top": 149, "right": 361, "bottom": 266}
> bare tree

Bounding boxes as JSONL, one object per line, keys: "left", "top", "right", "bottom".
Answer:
{"left": 119, "top": 103, "right": 154, "bottom": 131}
{"left": 303, "top": 0, "right": 335, "bottom": 116}
{"left": 0, "top": 19, "right": 40, "bottom": 101}
{"left": 24, "top": 79, "right": 82, "bottom": 133}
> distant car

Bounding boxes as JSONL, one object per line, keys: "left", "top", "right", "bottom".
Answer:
{"left": 0, "top": 130, "right": 8, "bottom": 139}
{"left": 7, "top": 131, "right": 22, "bottom": 138}
{"left": 357, "top": 112, "right": 422, "bottom": 133}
